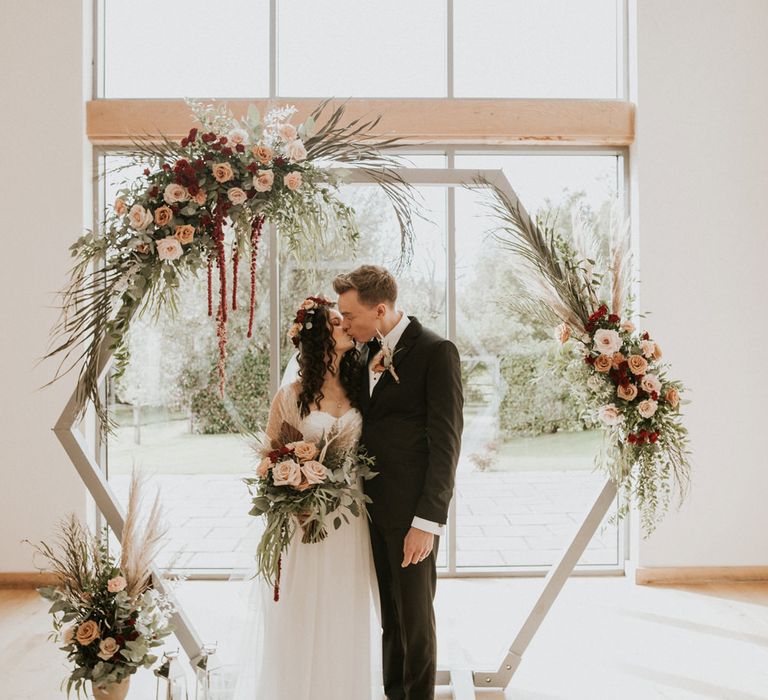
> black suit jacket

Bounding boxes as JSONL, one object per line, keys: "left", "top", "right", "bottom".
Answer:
{"left": 360, "top": 317, "right": 463, "bottom": 529}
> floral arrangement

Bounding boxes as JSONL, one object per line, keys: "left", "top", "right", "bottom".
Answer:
{"left": 44, "top": 99, "right": 418, "bottom": 432}
{"left": 480, "top": 179, "right": 690, "bottom": 534}
{"left": 287, "top": 295, "right": 335, "bottom": 348}
{"left": 26, "top": 473, "right": 173, "bottom": 697}
{"left": 244, "top": 419, "right": 377, "bottom": 600}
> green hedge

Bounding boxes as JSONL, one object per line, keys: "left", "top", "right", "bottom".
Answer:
{"left": 498, "top": 346, "right": 592, "bottom": 437}
{"left": 187, "top": 347, "right": 271, "bottom": 434}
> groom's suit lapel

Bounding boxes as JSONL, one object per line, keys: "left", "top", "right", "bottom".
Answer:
{"left": 368, "top": 317, "right": 422, "bottom": 408}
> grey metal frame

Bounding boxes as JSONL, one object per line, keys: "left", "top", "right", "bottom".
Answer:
{"left": 62, "top": 166, "right": 624, "bottom": 694}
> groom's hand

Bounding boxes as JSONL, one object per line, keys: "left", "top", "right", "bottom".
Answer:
{"left": 402, "top": 527, "right": 434, "bottom": 567}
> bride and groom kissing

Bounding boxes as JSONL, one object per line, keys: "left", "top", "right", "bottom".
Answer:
{"left": 244, "top": 265, "right": 463, "bottom": 700}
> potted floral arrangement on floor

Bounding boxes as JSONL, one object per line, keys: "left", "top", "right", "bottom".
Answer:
{"left": 26, "top": 473, "right": 174, "bottom": 698}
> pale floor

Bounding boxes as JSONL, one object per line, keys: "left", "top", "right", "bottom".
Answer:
{"left": 2, "top": 578, "right": 767, "bottom": 699}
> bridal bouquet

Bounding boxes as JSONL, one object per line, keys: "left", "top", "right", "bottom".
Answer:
{"left": 244, "top": 420, "right": 377, "bottom": 599}
{"left": 26, "top": 474, "right": 174, "bottom": 697}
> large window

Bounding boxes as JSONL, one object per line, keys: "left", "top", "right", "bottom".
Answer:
{"left": 98, "top": 1, "right": 628, "bottom": 576}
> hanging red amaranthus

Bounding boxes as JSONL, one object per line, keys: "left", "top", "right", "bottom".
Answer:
{"left": 247, "top": 215, "right": 265, "bottom": 338}
{"left": 231, "top": 240, "right": 239, "bottom": 311}
{"left": 212, "top": 197, "right": 231, "bottom": 396}
{"left": 206, "top": 256, "right": 213, "bottom": 317}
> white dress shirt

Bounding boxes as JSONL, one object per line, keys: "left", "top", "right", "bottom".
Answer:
{"left": 369, "top": 312, "right": 446, "bottom": 538}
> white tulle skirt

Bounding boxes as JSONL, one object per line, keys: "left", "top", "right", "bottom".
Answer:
{"left": 230, "top": 510, "right": 383, "bottom": 700}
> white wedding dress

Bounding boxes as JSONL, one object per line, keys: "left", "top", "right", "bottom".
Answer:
{"left": 231, "top": 406, "right": 382, "bottom": 700}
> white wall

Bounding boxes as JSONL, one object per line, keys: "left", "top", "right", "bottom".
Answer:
{"left": 0, "top": 0, "right": 89, "bottom": 571}
{"left": 630, "top": 0, "right": 768, "bottom": 567}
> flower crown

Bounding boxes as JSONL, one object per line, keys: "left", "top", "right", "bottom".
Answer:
{"left": 287, "top": 296, "right": 335, "bottom": 347}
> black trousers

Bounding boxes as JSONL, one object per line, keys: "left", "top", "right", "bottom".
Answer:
{"left": 369, "top": 520, "right": 439, "bottom": 700}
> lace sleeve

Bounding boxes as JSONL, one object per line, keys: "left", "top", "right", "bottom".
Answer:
{"left": 264, "top": 382, "right": 300, "bottom": 446}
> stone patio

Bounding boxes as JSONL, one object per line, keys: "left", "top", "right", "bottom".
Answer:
{"left": 110, "top": 469, "right": 620, "bottom": 573}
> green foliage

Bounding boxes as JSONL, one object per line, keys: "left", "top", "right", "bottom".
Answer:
{"left": 498, "top": 344, "right": 596, "bottom": 437}
{"left": 187, "top": 345, "right": 271, "bottom": 434}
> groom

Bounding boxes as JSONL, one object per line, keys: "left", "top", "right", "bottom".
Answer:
{"left": 334, "top": 265, "right": 463, "bottom": 700}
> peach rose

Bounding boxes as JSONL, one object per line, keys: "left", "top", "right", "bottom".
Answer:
{"left": 157, "top": 237, "right": 183, "bottom": 261}
{"left": 598, "top": 403, "right": 624, "bottom": 426}
{"left": 285, "top": 139, "right": 307, "bottom": 163}
{"left": 637, "top": 399, "right": 658, "bottom": 418}
{"left": 107, "top": 575, "right": 127, "bottom": 593}
{"left": 193, "top": 190, "right": 207, "bottom": 205}
{"left": 617, "top": 383, "right": 638, "bottom": 401}
{"left": 212, "top": 162, "right": 234, "bottom": 183}
{"left": 652, "top": 343, "right": 663, "bottom": 361}
{"left": 128, "top": 204, "right": 153, "bottom": 231}
{"left": 555, "top": 323, "right": 570, "bottom": 343}
{"left": 627, "top": 354, "right": 648, "bottom": 376}
{"left": 114, "top": 197, "right": 127, "bottom": 216}
{"left": 288, "top": 441, "right": 319, "bottom": 462}
{"left": 163, "top": 183, "right": 189, "bottom": 204}
{"left": 594, "top": 354, "right": 612, "bottom": 373}
{"left": 301, "top": 460, "right": 328, "bottom": 485}
{"left": 272, "top": 459, "right": 302, "bottom": 487}
{"left": 620, "top": 321, "right": 635, "bottom": 333}
{"left": 227, "top": 187, "right": 248, "bottom": 205}
{"left": 664, "top": 387, "right": 680, "bottom": 408}
{"left": 227, "top": 128, "right": 249, "bottom": 146}
{"left": 256, "top": 457, "right": 272, "bottom": 478}
{"left": 640, "top": 374, "right": 662, "bottom": 395}
{"left": 174, "top": 225, "right": 195, "bottom": 245}
{"left": 253, "top": 169, "right": 274, "bottom": 192}
{"left": 641, "top": 339, "right": 656, "bottom": 359}
{"left": 75, "top": 619, "right": 100, "bottom": 646}
{"left": 278, "top": 123, "right": 298, "bottom": 141}
{"left": 287, "top": 323, "right": 302, "bottom": 341}
{"left": 593, "top": 329, "right": 623, "bottom": 355}
{"left": 97, "top": 637, "right": 120, "bottom": 661}
{"left": 251, "top": 144, "right": 274, "bottom": 165}
{"left": 612, "top": 352, "right": 626, "bottom": 369}
{"left": 283, "top": 172, "right": 303, "bottom": 191}
{"left": 154, "top": 205, "right": 173, "bottom": 227}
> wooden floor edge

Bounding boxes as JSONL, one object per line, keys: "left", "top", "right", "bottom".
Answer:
{"left": 635, "top": 566, "right": 768, "bottom": 585}
{"left": 0, "top": 572, "right": 59, "bottom": 589}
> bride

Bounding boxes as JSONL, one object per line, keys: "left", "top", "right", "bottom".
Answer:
{"left": 232, "top": 295, "right": 381, "bottom": 700}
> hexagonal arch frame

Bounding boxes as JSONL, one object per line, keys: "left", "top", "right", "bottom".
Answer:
{"left": 53, "top": 167, "right": 618, "bottom": 697}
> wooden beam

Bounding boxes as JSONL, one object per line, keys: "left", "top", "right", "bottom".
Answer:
{"left": 86, "top": 98, "right": 634, "bottom": 147}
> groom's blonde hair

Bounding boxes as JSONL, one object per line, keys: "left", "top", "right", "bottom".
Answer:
{"left": 332, "top": 265, "right": 398, "bottom": 308}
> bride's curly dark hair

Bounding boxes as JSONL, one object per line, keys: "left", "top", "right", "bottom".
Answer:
{"left": 296, "top": 304, "right": 362, "bottom": 418}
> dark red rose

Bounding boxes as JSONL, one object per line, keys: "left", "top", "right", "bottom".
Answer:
{"left": 222, "top": 147, "right": 233, "bottom": 156}
{"left": 181, "top": 138, "right": 188, "bottom": 147}
{"left": 236, "top": 144, "right": 245, "bottom": 153}
{"left": 219, "top": 136, "right": 228, "bottom": 144}
{"left": 188, "top": 127, "right": 198, "bottom": 141}
{"left": 211, "top": 142, "right": 221, "bottom": 150}
{"left": 585, "top": 355, "right": 595, "bottom": 365}
{"left": 642, "top": 332, "right": 650, "bottom": 340}
{"left": 246, "top": 164, "right": 258, "bottom": 174}
{"left": 608, "top": 314, "right": 620, "bottom": 323}
{"left": 115, "top": 634, "right": 125, "bottom": 645}
{"left": 649, "top": 432, "right": 659, "bottom": 443}
{"left": 296, "top": 309, "right": 306, "bottom": 322}
{"left": 143, "top": 168, "right": 150, "bottom": 176}
{"left": 162, "top": 163, "right": 171, "bottom": 171}
{"left": 628, "top": 434, "right": 637, "bottom": 444}
{"left": 274, "top": 157, "right": 286, "bottom": 167}
{"left": 651, "top": 391, "right": 658, "bottom": 400}
{"left": 194, "top": 159, "right": 205, "bottom": 170}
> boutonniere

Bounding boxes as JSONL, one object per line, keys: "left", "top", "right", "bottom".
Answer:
{"left": 372, "top": 330, "right": 400, "bottom": 383}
